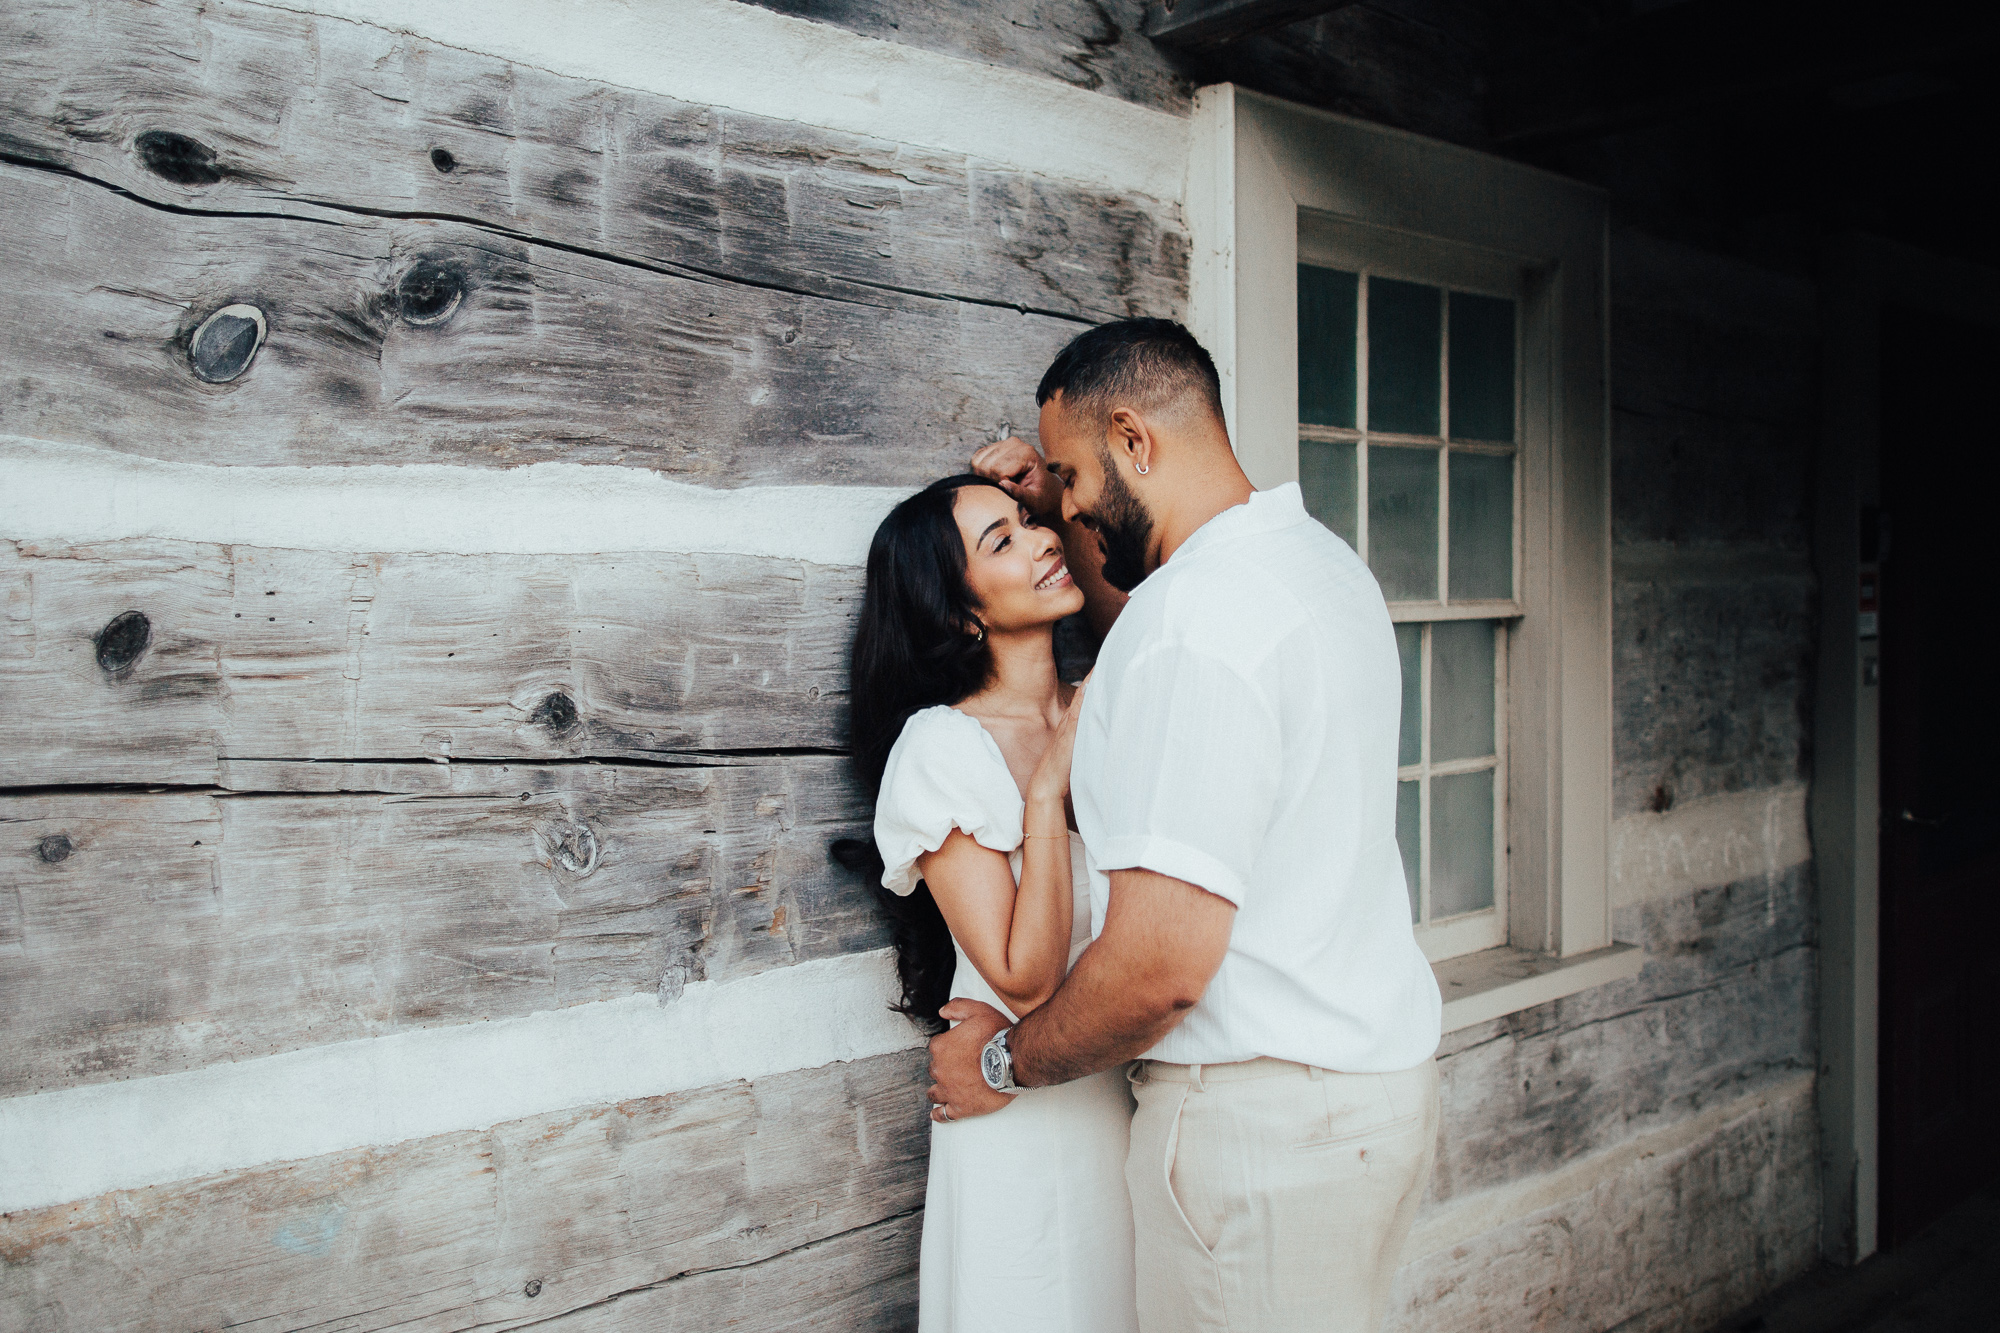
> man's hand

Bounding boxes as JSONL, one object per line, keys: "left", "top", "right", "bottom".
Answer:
{"left": 926, "top": 999, "right": 1014, "bottom": 1123}
{"left": 970, "top": 437, "right": 1063, "bottom": 519}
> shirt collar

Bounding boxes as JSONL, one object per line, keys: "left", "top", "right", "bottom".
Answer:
{"left": 1166, "top": 483, "right": 1307, "bottom": 566}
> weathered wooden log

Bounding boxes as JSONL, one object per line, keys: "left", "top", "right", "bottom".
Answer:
{"left": 0, "top": 0, "right": 1183, "bottom": 324}
{"left": 0, "top": 1051, "right": 926, "bottom": 1332}
{"left": 0, "top": 757, "right": 883, "bottom": 1098}
{"left": 0, "top": 163, "right": 1077, "bottom": 482}
{"left": 0, "top": 538, "right": 858, "bottom": 784}
{"left": 1429, "top": 864, "right": 1815, "bottom": 1204}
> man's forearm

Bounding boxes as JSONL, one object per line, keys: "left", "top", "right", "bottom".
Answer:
{"left": 1007, "top": 868, "right": 1234, "bottom": 1087}
{"left": 1008, "top": 937, "right": 1187, "bottom": 1086}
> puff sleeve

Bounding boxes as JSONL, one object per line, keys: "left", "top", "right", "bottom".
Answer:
{"left": 873, "top": 706, "right": 1025, "bottom": 896}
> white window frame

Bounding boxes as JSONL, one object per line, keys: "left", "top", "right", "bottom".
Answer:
{"left": 1184, "top": 85, "right": 1639, "bottom": 1026}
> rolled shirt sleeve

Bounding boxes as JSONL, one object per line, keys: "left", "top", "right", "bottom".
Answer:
{"left": 1085, "top": 640, "right": 1282, "bottom": 906}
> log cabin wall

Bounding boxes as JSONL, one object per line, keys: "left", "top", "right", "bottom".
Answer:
{"left": 3, "top": 3, "right": 1821, "bottom": 1331}
{"left": 0, "top": 1, "right": 1182, "bottom": 1327}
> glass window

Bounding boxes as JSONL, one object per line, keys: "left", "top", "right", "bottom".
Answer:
{"left": 1298, "top": 266, "right": 1358, "bottom": 429}
{"left": 1368, "top": 277, "right": 1441, "bottom": 436}
{"left": 1297, "top": 263, "right": 1518, "bottom": 944}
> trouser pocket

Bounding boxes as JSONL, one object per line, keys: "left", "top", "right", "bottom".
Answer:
{"left": 1130, "top": 1082, "right": 1226, "bottom": 1333}
{"left": 1159, "top": 1084, "right": 1219, "bottom": 1259}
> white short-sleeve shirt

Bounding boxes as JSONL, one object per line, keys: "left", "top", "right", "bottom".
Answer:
{"left": 1072, "top": 483, "right": 1442, "bottom": 1072}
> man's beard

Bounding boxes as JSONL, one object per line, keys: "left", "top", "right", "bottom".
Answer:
{"left": 1089, "top": 462, "right": 1155, "bottom": 593}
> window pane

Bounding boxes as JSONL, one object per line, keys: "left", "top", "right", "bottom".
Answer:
{"left": 1396, "top": 622, "right": 1422, "bottom": 767}
{"left": 1448, "top": 293, "right": 1516, "bottom": 441}
{"left": 1368, "top": 277, "right": 1441, "bottom": 435}
{"left": 1299, "top": 266, "right": 1358, "bottom": 428}
{"left": 1397, "top": 779, "right": 1422, "bottom": 923}
{"left": 1431, "top": 620, "right": 1495, "bottom": 761}
{"left": 1368, "top": 446, "right": 1439, "bottom": 600}
{"left": 1449, "top": 452, "right": 1514, "bottom": 601}
{"left": 1299, "top": 437, "right": 1358, "bottom": 548}
{"left": 1432, "top": 769, "right": 1495, "bottom": 916}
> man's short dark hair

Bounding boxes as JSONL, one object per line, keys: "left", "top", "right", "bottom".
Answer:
{"left": 1035, "top": 318, "right": 1223, "bottom": 425}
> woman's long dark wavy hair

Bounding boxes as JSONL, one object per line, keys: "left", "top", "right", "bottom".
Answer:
{"left": 831, "top": 475, "right": 1005, "bottom": 1032}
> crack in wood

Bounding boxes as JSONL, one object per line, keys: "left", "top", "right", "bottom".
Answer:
{"left": 0, "top": 149, "right": 344, "bottom": 227}
{"left": 0, "top": 146, "right": 1095, "bottom": 325}
{"left": 0, "top": 749, "right": 856, "bottom": 799}
{"left": 506, "top": 1207, "right": 926, "bottom": 1331}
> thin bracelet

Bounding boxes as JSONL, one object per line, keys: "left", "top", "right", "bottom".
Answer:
{"left": 1022, "top": 831, "right": 1070, "bottom": 840}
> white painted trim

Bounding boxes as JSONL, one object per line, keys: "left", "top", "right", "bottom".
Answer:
{"left": 0, "top": 950, "right": 922, "bottom": 1214}
{"left": 249, "top": 0, "right": 1188, "bottom": 200}
{"left": 0, "top": 435, "right": 903, "bottom": 566}
{"left": 1611, "top": 783, "right": 1811, "bottom": 907}
{"left": 1435, "top": 942, "right": 1643, "bottom": 1033}
{"left": 1405, "top": 1071, "right": 1814, "bottom": 1260}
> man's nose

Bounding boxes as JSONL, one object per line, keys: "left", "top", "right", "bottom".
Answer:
{"left": 1060, "top": 490, "right": 1080, "bottom": 524}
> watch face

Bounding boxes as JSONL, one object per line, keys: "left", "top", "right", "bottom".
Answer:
{"left": 982, "top": 1039, "right": 1007, "bottom": 1088}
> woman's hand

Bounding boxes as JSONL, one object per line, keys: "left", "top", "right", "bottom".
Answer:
{"left": 1025, "top": 683, "right": 1085, "bottom": 811}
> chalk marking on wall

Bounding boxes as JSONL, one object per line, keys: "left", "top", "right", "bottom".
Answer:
{"left": 0, "top": 435, "right": 904, "bottom": 566}
{"left": 0, "top": 949, "right": 923, "bottom": 1214}
{"left": 1611, "top": 783, "right": 1810, "bottom": 908}
{"left": 1405, "top": 1070, "right": 1814, "bottom": 1260}
{"left": 248, "top": 0, "right": 1189, "bottom": 201}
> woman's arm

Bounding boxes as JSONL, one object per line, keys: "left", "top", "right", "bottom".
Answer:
{"left": 917, "top": 806, "right": 1073, "bottom": 1017}
{"left": 915, "top": 689, "right": 1085, "bottom": 1017}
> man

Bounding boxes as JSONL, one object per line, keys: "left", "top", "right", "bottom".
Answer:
{"left": 934, "top": 318, "right": 1443, "bottom": 1333}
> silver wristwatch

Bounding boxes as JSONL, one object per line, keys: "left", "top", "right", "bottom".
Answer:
{"left": 980, "top": 1028, "right": 1022, "bottom": 1095}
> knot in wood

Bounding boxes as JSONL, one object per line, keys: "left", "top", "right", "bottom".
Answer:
{"left": 523, "top": 1279, "right": 543, "bottom": 1299}
{"left": 37, "top": 834, "right": 74, "bottom": 864}
{"left": 395, "top": 260, "right": 465, "bottom": 327}
{"left": 538, "top": 820, "right": 599, "bottom": 876}
{"left": 531, "top": 691, "right": 580, "bottom": 736}
{"left": 94, "top": 610, "right": 151, "bottom": 674}
{"left": 135, "top": 130, "right": 225, "bottom": 186}
{"left": 429, "top": 147, "right": 457, "bottom": 173}
{"left": 188, "top": 304, "right": 268, "bottom": 384}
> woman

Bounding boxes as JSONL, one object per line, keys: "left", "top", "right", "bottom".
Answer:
{"left": 845, "top": 474, "right": 1139, "bottom": 1333}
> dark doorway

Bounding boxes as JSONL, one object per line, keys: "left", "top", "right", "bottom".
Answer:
{"left": 1876, "top": 306, "right": 2000, "bottom": 1248}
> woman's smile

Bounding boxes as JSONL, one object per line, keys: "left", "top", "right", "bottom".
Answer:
{"left": 1034, "top": 559, "right": 1073, "bottom": 592}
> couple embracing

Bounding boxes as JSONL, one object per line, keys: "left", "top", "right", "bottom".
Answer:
{"left": 846, "top": 320, "right": 1443, "bottom": 1332}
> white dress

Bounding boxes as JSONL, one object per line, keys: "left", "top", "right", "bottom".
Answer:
{"left": 875, "top": 705, "right": 1140, "bottom": 1333}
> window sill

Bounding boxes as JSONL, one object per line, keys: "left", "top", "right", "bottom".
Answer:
{"left": 1435, "top": 942, "right": 1645, "bottom": 1033}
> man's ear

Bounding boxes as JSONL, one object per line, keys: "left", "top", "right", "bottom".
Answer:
{"left": 1106, "top": 407, "right": 1156, "bottom": 477}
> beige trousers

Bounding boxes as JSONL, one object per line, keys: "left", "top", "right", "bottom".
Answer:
{"left": 1126, "top": 1055, "right": 1439, "bottom": 1333}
